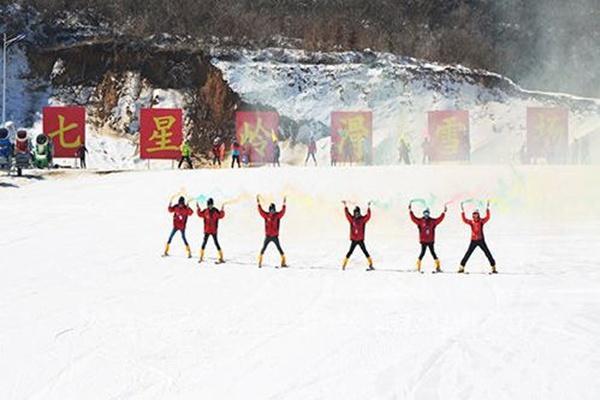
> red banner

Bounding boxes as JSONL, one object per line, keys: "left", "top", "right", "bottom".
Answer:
{"left": 427, "top": 110, "right": 470, "bottom": 162}
{"left": 140, "top": 108, "right": 183, "bottom": 160}
{"left": 43, "top": 107, "right": 86, "bottom": 158}
{"left": 330, "top": 111, "right": 372, "bottom": 164}
{"left": 526, "top": 107, "right": 568, "bottom": 163}
{"left": 235, "top": 112, "right": 279, "bottom": 164}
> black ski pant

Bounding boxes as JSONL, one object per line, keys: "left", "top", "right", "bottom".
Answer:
{"left": 418, "top": 242, "right": 438, "bottom": 260}
{"left": 80, "top": 157, "right": 86, "bottom": 169}
{"left": 201, "top": 233, "right": 221, "bottom": 251}
{"left": 178, "top": 156, "right": 193, "bottom": 169}
{"left": 346, "top": 240, "right": 370, "bottom": 259}
{"left": 213, "top": 155, "right": 221, "bottom": 166}
{"left": 460, "top": 240, "right": 496, "bottom": 267}
{"left": 167, "top": 228, "right": 189, "bottom": 246}
{"left": 305, "top": 152, "right": 317, "bottom": 165}
{"left": 231, "top": 155, "right": 241, "bottom": 168}
{"left": 261, "top": 236, "right": 284, "bottom": 255}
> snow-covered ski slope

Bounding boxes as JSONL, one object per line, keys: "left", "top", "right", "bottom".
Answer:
{"left": 1, "top": 165, "right": 600, "bottom": 399}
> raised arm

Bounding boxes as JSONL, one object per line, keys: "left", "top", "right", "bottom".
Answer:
{"left": 461, "top": 212, "right": 470, "bottom": 224}
{"left": 364, "top": 207, "right": 371, "bottom": 223}
{"left": 409, "top": 210, "right": 420, "bottom": 224}
{"left": 434, "top": 211, "right": 446, "bottom": 225}
{"left": 482, "top": 208, "right": 490, "bottom": 224}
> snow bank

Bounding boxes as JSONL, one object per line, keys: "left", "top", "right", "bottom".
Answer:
{"left": 1, "top": 166, "right": 599, "bottom": 399}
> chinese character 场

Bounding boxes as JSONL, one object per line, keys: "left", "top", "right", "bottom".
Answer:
{"left": 147, "top": 115, "right": 180, "bottom": 153}
{"left": 47, "top": 115, "right": 82, "bottom": 148}
{"left": 435, "top": 117, "right": 464, "bottom": 154}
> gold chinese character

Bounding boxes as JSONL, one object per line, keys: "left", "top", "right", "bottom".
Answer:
{"left": 147, "top": 115, "right": 179, "bottom": 153}
{"left": 435, "top": 117, "right": 464, "bottom": 154}
{"left": 240, "top": 117, "right": 272, "bottom": 156}
{"left": 48, "top": 115, "right": 82, "bottom": 149}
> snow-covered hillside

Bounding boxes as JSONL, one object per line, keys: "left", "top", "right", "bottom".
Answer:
{"left": 212, "top": 48, "right": 600, "bottom": 164}
{"left": 3, "top": 31, "right": 600, "bottom": 168}
{"left": 1, "top": 166, "right": 599, "bottom": 399}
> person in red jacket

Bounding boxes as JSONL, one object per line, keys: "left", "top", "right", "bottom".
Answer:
{"left": 164, "top": 196, "right": 193, "bottom": 258}
{"left": 305, "top": 135, "right": 317, "bottom": 166}
{"left": 212, "top": 138, "right": 222, "bottom": 167}
{"left": 257, "top": 195, "right": 287, "bottom": 268}
{"left": 459, "top": 201, "right": 497, "bottom": 273}
{"left": 342, "top": 201, "right": 374, "bottom": 271}
{"left": 409, "top": 203, "right": 446, "bottom": 273}
{"left": 197, "top": 198, "right": 225, "bottom": 263}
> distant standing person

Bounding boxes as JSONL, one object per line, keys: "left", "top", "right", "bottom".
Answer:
{"left": 398, "top": 138, "right": 411, "bottom": 165}
{"left": 77, "top": 144, "right": 88, "bottom": 169}
{"left": 305, "top": 135, "right": 317, "bottom": 166}
{"left": 343, "top": 138, "right": 353, "bottom": 165}
{"left": 330, "top": 142, "right": 338, "bottom": 166}
{"left": 422, "top": 137, "right": 431, "bottom": 164}
{"left": 178, "top": 140, "right": 193, "bottom": 169}
{"left": 163, "top": 196, "right": 193, "bottom": 258}
{"left": 272, "top": 141, "right": 281, "bottom": 167}
{"left": 257, "top": 195, "right": 287, "bottom": 268}
{"left": 459, "top": 201, "right": 497, "bottom": 274}
{"left": 231, "top": 141, "right": 241, "bottom": 168}
{"left": 212, "top": 138, "right": 222, "bottom": 167}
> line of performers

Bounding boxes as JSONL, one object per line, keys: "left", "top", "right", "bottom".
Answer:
{"left": 163, "top": 195, "right": 497, "bottom": 273}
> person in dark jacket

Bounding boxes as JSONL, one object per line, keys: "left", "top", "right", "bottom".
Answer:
{"left": 409, "top": 203, "right": 446, "bottom": 273}
{"left": 164, "top": 196, "right": 193, "bottom": 258}
{"left": 197, "top": 198, "right": 225, "bottom": 263}
{"left": 77, "top": 144, "right": 88, "bottom": 169}
{"left": 257, "top": 195, "right": 287, "bottom": 268}
{"left": 342, "top": 201, "right": 374, "bottom": 271}
{"left": 459, "top": 201, "right": 497, "bottom": 273}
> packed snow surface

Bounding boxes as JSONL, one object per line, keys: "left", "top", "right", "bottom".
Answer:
{"left": 1, "top": 165, "right": 599, "bottom": 399}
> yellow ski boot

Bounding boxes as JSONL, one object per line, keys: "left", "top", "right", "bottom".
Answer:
{"left": 217, "top": 250, "right": 225, "bottom": 264}
{"left": 491, "top": 265, "right": 498, "bottom": 274}
{"left": 458, "top": 265, "right": 465, "bottom": 274}
{"left": 280, "top": 254, "right": 288, "bottom": 268}
{"left": 366, "top": 257, "right": 374, "bottom": 271}
{"left": 198, "top": 249, "right": 205, "bottom": 263}
{"left": 185, "top": 245, "right": 192, "bottom": 259}
{"left": 258, "top": 254, "right": 263, "bottom": 268}
{"left": 416, "top": 259, "right": 422, "bottom": 273}
{"left": 342, "top": 257, "right": 349, "bottom": 270}
{"left": 434, "top": 259, "right": 442, "bottom": 273}
{"left": 163, "top": 243, "right": 170, "bottom": 257}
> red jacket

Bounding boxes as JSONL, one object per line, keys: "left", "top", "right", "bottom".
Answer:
{"left": 345, "top": 207, "right": 371, "bottom": 241}
{"left": 169, "top": 204, "right": 193, "bottom": 230}
{"left": 259, "top": 204, "right": 286, "bottom": 237}
{"left": 462, "top": 209, "right": 490, "bottom": 241}
{"left": 197, "top": 207, "right": 225, "bottom": 234}
{"left": 410, "top": 211, "right": 445, "bottom": 243}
